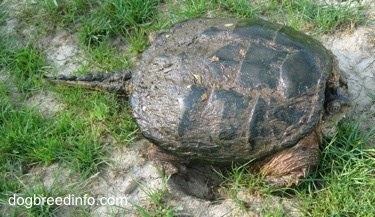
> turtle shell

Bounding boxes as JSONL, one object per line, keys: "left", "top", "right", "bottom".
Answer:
{"left": 130, "top": 18, "right": 333, "bottom": 164}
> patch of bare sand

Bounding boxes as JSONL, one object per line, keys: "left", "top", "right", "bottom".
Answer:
{"left": 86, "top": 140, "right": 300, "bottom": 216}
{"left": 39, "top": 30, "right": 86, "bottom": 76}
{"left": 322, "top": 22, "right": 375, "bottom": 134}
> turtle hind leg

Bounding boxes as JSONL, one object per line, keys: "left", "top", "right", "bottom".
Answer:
{"left": 252, "top": 126, "right": 321, "bottom": 187}
{"left": 44, "top": 71, "right": 132, "bottom": 95}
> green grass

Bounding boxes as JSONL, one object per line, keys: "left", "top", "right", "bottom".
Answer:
{"left": 7, "top": 44, "right": 45, "bottom": 93}
{"left": 0, "top": 0, "right": 373, "bottom": 216}
{"left": 0, "top": 87, "right": 137, "bottom": 215}
{"left": 131, "top": 176, "right": 180, "bottom": 217}
{"left": 18, "top": 0, "right": 100, "bottom": 32}
{"left": 216, "top": 0, "right": 257, "bottom": 18}
{"left": 0, "top": 86, "right": 135, "bottom": 169}
{"left": 1, "top": 165, "right": 91, "bottom": 216}
{"left": 260, "top": 0, "right": 366, "bottom": 33}
{"left": 297, "top": 122, "right": 375, "bottom": 216}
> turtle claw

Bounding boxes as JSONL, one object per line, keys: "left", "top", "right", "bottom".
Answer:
{"left": 146, "top": 144, "right": 188, "bottom": 176}
{"left": 264, "top": 169, "right": 306, "bottom": 187}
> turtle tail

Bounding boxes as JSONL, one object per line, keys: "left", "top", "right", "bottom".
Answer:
{"left": 44, "top": 71, "right": 132, "bottom": 95}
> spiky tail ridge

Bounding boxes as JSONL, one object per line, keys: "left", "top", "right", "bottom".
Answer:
{"left": 44, "top": 71, "right": 132, "bottom": 95}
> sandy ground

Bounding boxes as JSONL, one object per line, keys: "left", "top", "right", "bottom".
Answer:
{"left": 2, "top": 0, "right": 375, "bottom": 216}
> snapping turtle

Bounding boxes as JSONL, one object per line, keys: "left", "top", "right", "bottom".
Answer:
{"left": 46, "top": 18, "right": 350, "bottom": 186}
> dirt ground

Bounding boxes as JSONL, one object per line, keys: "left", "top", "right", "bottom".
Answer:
{"left": 3, "top": 0, "right": 375, "bottom": 216}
